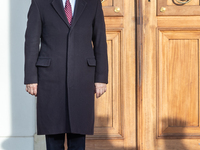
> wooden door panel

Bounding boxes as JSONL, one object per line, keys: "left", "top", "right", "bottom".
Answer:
{"left": 87, "top": 31, "right": 123, "bottom": 140}
{"left": 158, "top": 30, "right": 200, "bottom": 138}
{"left": 167, "top": 0, "right": 199, "bottom": 5}
{"left": 101, "top": 0, "right": 113, "bottom": 6}
{"left": 157, "top": 0, "right": 200, "bottom": 15}
{"left": 85, "top": 0, "right": 136, "bottom": 149}
{"left": 138, "top": 0, "right": 200, "bottom": 149}
{"left": 157, "top": 17, "right": 200, "bottom": 28}
{"left": 101, "top": 0, "right": 124, "bottom": 16}
{"left": 157, "top": 139, "right": 200, "bottom": 149}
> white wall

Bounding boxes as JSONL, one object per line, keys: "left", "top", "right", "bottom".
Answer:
{"left": 0, "top": 0, "right": 36, "bottom": 149}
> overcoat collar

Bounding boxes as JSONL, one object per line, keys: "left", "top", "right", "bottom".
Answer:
{"left": 51, "top": 0, "right": 87, "bottom": 29}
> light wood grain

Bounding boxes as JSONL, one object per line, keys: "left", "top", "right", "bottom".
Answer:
{"left": 138, "top": 0, "right": 158, "bottom": 149}
{"left": 102, "top": 0, "right": 124, "bottom": 17}
{"left": 89, "top": 31, "right": 122, "bottom": 138}
{"left": 85, "top": 0, "right": 136, "bottom": 149}
{"left": 102, "top": 0, "right": 113, "bottom": 7}
{"left": 167, "top": 0, "right": 199, "bottom": 6}
{"left": 138, "top": 0, "right": 200, "bottom": 149}
{"left": 158, "top": 31, "right": 199, "bottom": 139}
{"left": 158, "top": 0, "right": 200, "bottom": 15}
{"left": 157, "top": 17, "right": 200, "bottom": 28}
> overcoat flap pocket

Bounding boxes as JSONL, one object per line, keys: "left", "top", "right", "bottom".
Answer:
{"left": 35, "top": 58, "right": 51, "bottom": 67}
{"left": 87, "top": 58, "right": 96, "bottom": 66}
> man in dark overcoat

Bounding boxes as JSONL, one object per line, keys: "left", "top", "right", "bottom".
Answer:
{"left": 24, "top": 0, "right": 108, "bottom": 149}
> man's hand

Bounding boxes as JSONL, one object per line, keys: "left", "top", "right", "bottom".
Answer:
{"left": 94, "top": 83, "right": 107, "bottom": 98}
{"left": 26, "top": 83, "right": 38, "bottom": 97}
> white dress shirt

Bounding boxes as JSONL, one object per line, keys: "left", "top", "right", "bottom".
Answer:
{"left": 62, "top": 0, "right": 76, "bottom": 16}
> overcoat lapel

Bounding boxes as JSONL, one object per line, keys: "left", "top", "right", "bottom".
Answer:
{"left": 51, "top": 0, "right": 71, "bottom": 28}
{"left": 51, "top": 0, "right": 87, "bottom": 29}
{"left": 70, "top": 0, "right": 87, "bottom": 29}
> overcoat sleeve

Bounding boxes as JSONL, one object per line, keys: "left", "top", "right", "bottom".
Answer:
{"left": 24, "top": 0, "right": 42, "bottom": 84}
{"left": 92, "top": 0, "right": 108, "bottom": 84}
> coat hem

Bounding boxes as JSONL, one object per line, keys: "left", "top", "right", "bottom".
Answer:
{"left": 37, "top": 130, "right": 94, "bottom": 135}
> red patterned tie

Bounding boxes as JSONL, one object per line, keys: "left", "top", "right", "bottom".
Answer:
{"left": 64, "top": 0, "right": 72, "bottom": 25}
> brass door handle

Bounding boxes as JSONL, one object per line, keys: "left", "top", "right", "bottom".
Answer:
{"left": 114, "top": 7, "right": 120, "bottom": 13}
{"left": 101, "top": 0, "right": 105, "bottom": 3}
{"left": 175, "top": 0, "right": 191, "bottom": 4}
{"left": 160, "top": 7, "right": 166, "bottom": 12}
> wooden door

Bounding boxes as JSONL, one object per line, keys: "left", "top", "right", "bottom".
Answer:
{"left": 86, "top": 0, "right": 136, "bottom": 149}
{"left": 137, "top": 0, "right": 200, "bottom": 149}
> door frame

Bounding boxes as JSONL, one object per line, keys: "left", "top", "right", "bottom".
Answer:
{"left": 136, "top": 0, "right": 143, "bottom": 149}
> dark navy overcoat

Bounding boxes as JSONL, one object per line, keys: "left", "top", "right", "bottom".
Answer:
{"left": 24, "top": 0, "right": 108, "bottom": 135}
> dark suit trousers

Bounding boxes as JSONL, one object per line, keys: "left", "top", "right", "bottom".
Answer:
{"left": 45, "top": 133, "right": 86, "bottom": 150}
